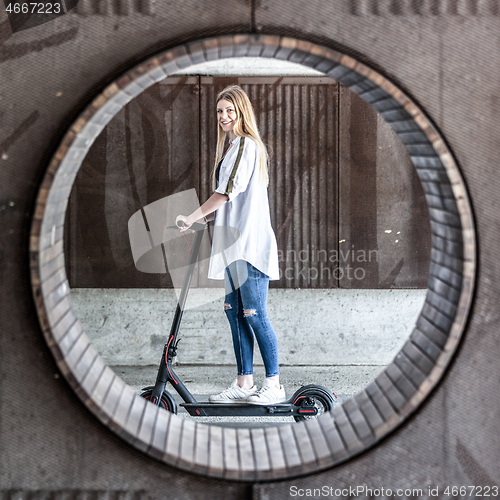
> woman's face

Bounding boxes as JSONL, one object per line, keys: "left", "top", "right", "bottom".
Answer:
{"left": 217, "top": 99, "right": 238, "bottom": 134}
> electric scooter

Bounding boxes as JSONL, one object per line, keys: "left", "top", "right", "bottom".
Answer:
{"left": 140, "top": 221, "right": 337, "bottom": 422}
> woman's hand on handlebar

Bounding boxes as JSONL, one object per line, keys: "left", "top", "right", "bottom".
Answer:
{"left": 176, "top": 215, "right": 193, "bottom": 232}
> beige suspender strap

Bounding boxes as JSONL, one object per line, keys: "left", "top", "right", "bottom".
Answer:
{"left": 224, "top": 137, "right": 246, "bottom": 196}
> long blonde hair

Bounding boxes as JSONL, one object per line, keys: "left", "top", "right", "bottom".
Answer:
{"left": 212, "top": 85, "right": 269, "bottom": 190}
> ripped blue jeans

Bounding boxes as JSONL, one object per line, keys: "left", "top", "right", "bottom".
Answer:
{"left": 224, "top": 260, "right": 279, "bottom": 378}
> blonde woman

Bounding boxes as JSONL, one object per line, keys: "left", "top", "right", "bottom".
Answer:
{"left": 176, "top": 85, "right": 284, "bottom": 405}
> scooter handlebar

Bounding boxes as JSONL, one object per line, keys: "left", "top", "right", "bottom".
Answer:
{"left": 175, "top": 220, "right": 206, "bottom": 231}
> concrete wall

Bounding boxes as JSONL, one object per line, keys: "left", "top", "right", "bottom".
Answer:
{"left": 176, "top": 56, "right": 324, "bottom": 76}
{"left": 71, "top": 288, "right": 426, "bottom": 367}
{"left": 2, "top": 0, "right": 500, "bottom": 497}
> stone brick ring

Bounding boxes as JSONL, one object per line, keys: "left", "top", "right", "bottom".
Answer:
{"left": 29, "top": 34, "right": 476, "bottom": 480}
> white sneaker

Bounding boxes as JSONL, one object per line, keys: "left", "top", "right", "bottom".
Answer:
{"left": 208, "top": 378, "right": 258, "bottom": 404}
{"left": 246, "top": 381, "right": 286, "bottom": 405}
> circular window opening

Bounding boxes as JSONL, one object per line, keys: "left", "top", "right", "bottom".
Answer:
{"left": 30, "top": 35, "right": 475, "bottom": 481}
{"left": 68, "top": 59, "right": 429, "bottom": 423}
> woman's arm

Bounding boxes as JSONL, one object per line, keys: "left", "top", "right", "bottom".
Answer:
{"left": 176, "top": 192, "right": 228, "bottom": 230}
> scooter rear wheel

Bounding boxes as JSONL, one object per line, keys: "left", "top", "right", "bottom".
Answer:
{"left": 140, "top": 388, "right": 178, "bottom": 414}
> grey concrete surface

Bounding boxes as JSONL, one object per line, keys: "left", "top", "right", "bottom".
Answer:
{"left": 176, "top": 56, "right": 324, "bottom": 76}
{"left": 71, "top": 288, "right": 426, "bottom": 366}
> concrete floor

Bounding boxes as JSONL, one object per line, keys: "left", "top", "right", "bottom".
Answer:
{"left": 74, "top": 288, "right": 426, "bottom": 368}
{"left": 114, "top": 363, "right": 384, "bottom": 427}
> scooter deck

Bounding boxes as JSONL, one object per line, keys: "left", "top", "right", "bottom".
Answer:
{"left": 180, "top": 401, "right": 317, "bottom": 417}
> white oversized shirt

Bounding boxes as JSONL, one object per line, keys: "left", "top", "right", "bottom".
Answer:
{"left": 207, "top": 135, "right": 280, "bottom": 280}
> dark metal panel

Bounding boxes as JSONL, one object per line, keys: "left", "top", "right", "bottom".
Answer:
{"left": 198, "top": 76, "right": 339, "bottom": 289}
{"left": 377, "top": 111, "right": 432, "bottom": 288}
{"left": 66, "top": 75, "right": 429, "bottom": 290}
{"left": 252, "top": 77, "right": 337, "bottom": 288}
{"left": 242, "top": 78, "right": 339, "bottom": 289}
{"left": 338, "top": 86, "right": 431, "bottom": 288}
{"left": 339, "top": 85, "right": 379, "bottom": 288}
{"left": 65, "top": 77, "right": 200, "bottom": 287}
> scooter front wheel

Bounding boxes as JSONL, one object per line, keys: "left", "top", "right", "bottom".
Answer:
{"left": 291, "top": 385, "right": 337, "bottom": 422}
{"left": 140, "top": 388, "right": 178, "bottom": 414}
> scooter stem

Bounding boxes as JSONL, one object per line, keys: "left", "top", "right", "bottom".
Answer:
{"left": 150, "top": 222, "right": 205, "bottom": 405}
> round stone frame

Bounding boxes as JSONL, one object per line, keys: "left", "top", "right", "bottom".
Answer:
{"left": 30, "top": 34, "right": 475, "bottom": 481}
